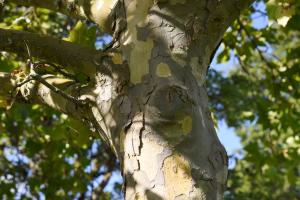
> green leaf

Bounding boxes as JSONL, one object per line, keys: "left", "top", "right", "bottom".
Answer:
{"left": 65, "top": 21, "right": 97, "bottom": 48}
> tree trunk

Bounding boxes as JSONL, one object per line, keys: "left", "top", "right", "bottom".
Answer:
{"left": 116, "top": 1, "right": 231, "bottom": 199}
{"left": 0, "top": 0, "right": 255, "bottom": 199}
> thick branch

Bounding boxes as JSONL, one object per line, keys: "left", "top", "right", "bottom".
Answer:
{"left": 0, "top": 71, "right": 107, "bottom": 135}
{"left": 0, "top": 28, "right": 103, "bottom": 77}
{"left": 8, "top": 0, "right": 88, "bottom": 20}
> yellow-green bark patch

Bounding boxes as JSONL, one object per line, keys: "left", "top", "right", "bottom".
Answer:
{"left": 124, "top": 0, "right": 155, "bottom": 84}
{"left": 180, "top": 116, "right": 193, "bottom": 134}
{"left": 156, "top": 63, "right": 171, "bottom": 77}
{"left": 163, "top": 153, "right": 193, "bottom": 199}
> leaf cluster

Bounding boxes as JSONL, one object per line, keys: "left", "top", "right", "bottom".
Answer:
{"left": 207, "top": 0, "right": 300, "bottom": 199}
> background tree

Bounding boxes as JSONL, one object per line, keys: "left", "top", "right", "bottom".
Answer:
{"left": 0, "top": 0, "right": 299, "bottom": 200}
{"left": 213, "top": 1, "right": 300, "bottom": 199}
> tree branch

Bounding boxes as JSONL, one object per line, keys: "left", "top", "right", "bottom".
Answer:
{"left": 0, "top": 28, "right": 103, "bottom": 77}
{"left": 0, "top": 72, "right": 81, "bottom": 111}
{"left": 0, "top": 70, "right": 113, "bottom": 147}
{"left": 29, "top": 72, "right": 84, "bottom": 106}
{"left": 8, "top": 0, "right": 89, "bottom": 20}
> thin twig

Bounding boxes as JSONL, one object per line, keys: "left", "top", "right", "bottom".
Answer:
{"left": 35, "top": 61, "right": 78, "bottom": 80}
{"left": 29, "top": 72, "right": 84, "bottom": 106}
{"left": 14, "top": 77, "right": 34, "bottom": 88}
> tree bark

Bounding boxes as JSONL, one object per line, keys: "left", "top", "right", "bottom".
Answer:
{"left": 118, "top": 1, "right": 228, "bottom": 199}
{"left": 0, "top": 0, "right": 255, "bottom": 199}
{"left": 111, "top": 0, "right": 253, "bottom": 199}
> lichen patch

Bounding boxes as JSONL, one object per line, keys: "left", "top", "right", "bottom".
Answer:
{"left": 156, "top": 63, "right": 172, "bottom": 78}
{"left": 124, "top": 0, "right": 155, "bottom": 84}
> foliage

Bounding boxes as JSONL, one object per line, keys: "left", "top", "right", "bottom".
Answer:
{"left": 208, "top": 0, "right": 300, "bottom": 199}
{"left": 0, "top": 0, "right": 299, "bottom": 199}
{"left": 64, "top": 21, "right": 97, "bottom": 48}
